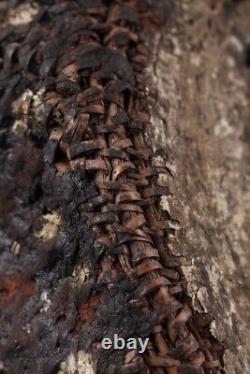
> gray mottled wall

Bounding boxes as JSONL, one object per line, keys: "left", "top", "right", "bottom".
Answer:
{"left": 145, "top": 1, "right": 250, "bottom": 373}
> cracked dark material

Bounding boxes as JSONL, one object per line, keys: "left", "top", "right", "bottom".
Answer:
{"left": 0, "top": 1, "right": 224, "bottom": 373}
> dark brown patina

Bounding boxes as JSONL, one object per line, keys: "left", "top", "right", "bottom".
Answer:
{"left": 0, "top": 1, "right": 224, "bottom": 373}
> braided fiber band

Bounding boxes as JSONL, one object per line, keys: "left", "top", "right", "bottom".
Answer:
{"left": 0, "top": 1, "right": 223, "bottom": 373}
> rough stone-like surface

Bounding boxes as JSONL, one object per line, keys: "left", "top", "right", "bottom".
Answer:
{"left": 146, "top": 1, "right": 250, "bottom": 373}
{"left": 5, "top": 1, "right": 222, "bottom": 373}
{"left": 1, "top": 1, "right": 249, "bottom": 373}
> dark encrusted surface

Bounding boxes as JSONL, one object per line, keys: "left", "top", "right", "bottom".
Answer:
{"left": 0, "top": 1, "right": 223, "bottom": 373}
